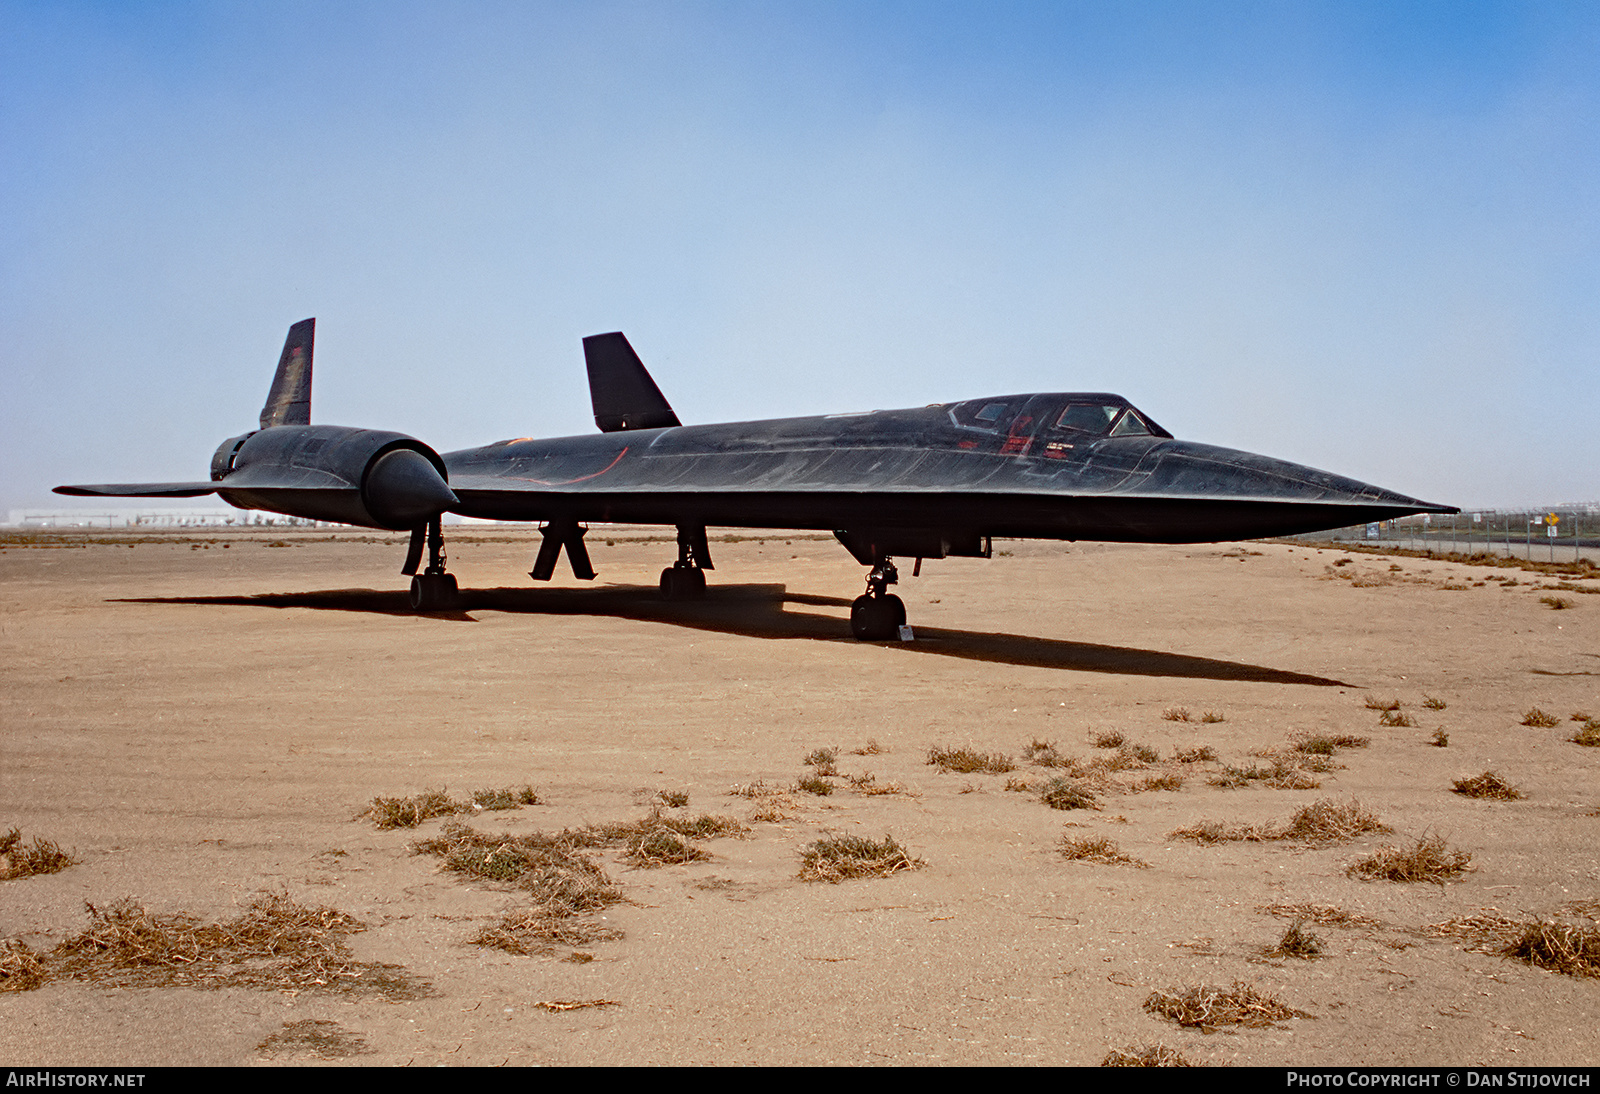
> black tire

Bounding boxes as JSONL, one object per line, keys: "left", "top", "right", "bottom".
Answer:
{"left": 850, "top": 595, "right": 898, "bottom": 641}
{"left": 661, "top": 566, "right": 706, "bottom": 601}
{"left": 410, "top": 573, "right": 457, "bottom": 611}
{"left": 884, "top": 593, "right": 906, "bottom": 626}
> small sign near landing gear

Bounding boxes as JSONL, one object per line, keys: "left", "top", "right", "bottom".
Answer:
{"left": 898, "top": 625, "right": 914, "bottom": 641}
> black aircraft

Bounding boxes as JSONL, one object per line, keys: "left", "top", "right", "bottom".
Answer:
{"left": 57, "top": 318, "right": 1455, "bottom": 639}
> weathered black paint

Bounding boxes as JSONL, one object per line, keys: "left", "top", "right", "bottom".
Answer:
{"left": 56, "top": 320, "right": 1454, "bottom": 558}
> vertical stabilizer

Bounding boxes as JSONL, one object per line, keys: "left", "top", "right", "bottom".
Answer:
{"left": 260, "top": 318, "right": 315, "bottom": 429}
{"left": 583, "top": 332, "right": 681, "bottom": 432}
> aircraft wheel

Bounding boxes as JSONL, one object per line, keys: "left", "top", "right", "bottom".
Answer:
{"left": 410, "top": 573, "right": 457, "bottom": 611}
{"left": 884, "top": 593, "right": 906, "bottom": 626}
{"left": 850, "top": 595, "right": 900, "bottom": 641}
{"left": 660, "top": 566, "right": 706, "bottom": 601}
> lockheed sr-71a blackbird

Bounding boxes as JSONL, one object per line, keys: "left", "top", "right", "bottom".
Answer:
{"left": 57, "top": 319, "right": 1454, "bottom": 639}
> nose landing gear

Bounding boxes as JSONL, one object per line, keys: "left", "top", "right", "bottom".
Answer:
{"left": 850, "top": 557, "right": 906, "bottom": 641}
{"left": 660, "top": 523, "right": 713, "bottom": 601}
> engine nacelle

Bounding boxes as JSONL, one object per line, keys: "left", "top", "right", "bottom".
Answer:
{"left": 211, "top": 425, "right": 456, "bottom": 530}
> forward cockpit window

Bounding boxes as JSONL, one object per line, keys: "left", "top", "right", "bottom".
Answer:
{"left": 1054, "top": 403, "right": 1150, "bottom": 437}
{"left": 951, "top": 397, "right": 1164, "bottom": 441}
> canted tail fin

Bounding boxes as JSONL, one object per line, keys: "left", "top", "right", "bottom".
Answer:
{"left": 582, "top": 331, "right": 681, "bottom": 432}
{"left": 260, "top": 318, "right": 315, "bottom": 429}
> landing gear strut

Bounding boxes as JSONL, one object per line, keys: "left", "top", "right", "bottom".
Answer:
{"left": 850, "top": 557, "right": 906, "bottom": 641}
{"left": 660, "top": 523, "right": 712, "bottom": 601}
{"left": 403, "top": 517, "right": 458, "bottom": 611}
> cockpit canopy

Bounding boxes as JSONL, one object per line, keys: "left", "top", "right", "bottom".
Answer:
{"left": 949, "top": 394, "right": 1171, "bottom": 441}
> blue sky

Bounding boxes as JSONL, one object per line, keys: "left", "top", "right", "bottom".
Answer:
{"left": 3, "top": 1, "right": 1596, "bottom": 512}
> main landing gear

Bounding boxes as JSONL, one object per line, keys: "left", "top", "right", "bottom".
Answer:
{"left": 403, "top": 517, "right": 459, "bottom": 611}
{"left": 660, "top": 524, "right": 713, "bottom": 601}
{"left": 850, "top": 557, "right": 906, "bottom": 641}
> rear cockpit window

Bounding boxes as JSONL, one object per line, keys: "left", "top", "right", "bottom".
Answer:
{"left": 951, "top": 400, "right": 1021, "bottom": 432}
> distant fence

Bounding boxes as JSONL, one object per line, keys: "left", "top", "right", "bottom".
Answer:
{"left": 1287, "top": 505, "right": 1600, "bottom": 565}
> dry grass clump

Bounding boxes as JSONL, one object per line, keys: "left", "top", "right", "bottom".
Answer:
{"left": 572, "top": 810, "right": 745, "bottom": 864}
{"left": 1133, "top": 774, "right": 1184, "bottom": 793}
{"left": 1293, "top": 734, "right": 1369, "bottom": 754}
{"left": 470, "top": 785, "right": 541, "bottom": 811}
{"left": 1522, "top": 708, "right": 1560, "bottom": 728}
{"left": 1101, "top": 1043, "right": 1199, "bottom": 1067}
{"left": 47, "top": 893, "right": 422, "bottom": 998}
{"left": 1451, "top": 772, "right": 1523, "bottom": 800}
{"left": 1143, "top": 981, "right": 1306, "bottom": 1031}
{"left": 796, "top": 774, "right": 834, "bottom": 796}
{"left": 1169, "top": 820, "right": 1252, "bottom": 844}
{"left": 851, "top": 739, "right": 885, "bottom": 755}
{"left": 730, "top": 782, "right": 798, "bottom": 823}
{"left": 1429, "top": 728, "right": 1450, "bottom": 747}
{"left": 798, "top": 835, "right": 921, "bottom": 883}
{"left": 367, "top": 789, "right": 465, "bottom": 829}
{"left": 1365, "top": 697, "right": 1401, "bottom": 712}
{"left": 1423, "top": 696, "right": 1448, "bottom": 710}
{"left": 1, "top": 939, "right": 47, "bottom": 992}
{"left": 1061, "top": 835, "right": 1149, "bottom": 867}
{"left": 1540, "top": 596, "right": 1575, "bottom": 610}
{"left": 1083, "top": 744, "right": 1157, "bottom": 773}
{"left": 1347, "top": 834, "right": 1472, "bottom": 883}
{"left": 1378, "top": 710, "right": 1415, "bottom": 727}
{"left": 1266, "top": 921, "right": 1323, "bottom": 959}
{"left": 847, "top": 772, "right": 910, "bottom": 796}
{"left": 803, "top": 748, "right": 839, "bottom": 776}
{"left": 1278, "top": 798, "right": 1389, "bottom": 842}
{"left": 1162, "top": 707, "right": 1192, "bottom": 722}
{"left": 416, "top": 825, "right": 625, "bottom": 906}
{"left": 1092, "top": 731, "right": 1126, "bottom": 748}
{"left": 1570, "top": 720, "right": 1600, "bottom": 747}
{"left": 655, "top": 790, "right": 690, "bottom": 808}
{"left": 1200, "top": 711, "right": 1226, "bottom": 724}
{"left": 1039, "top": 777, "right": 1098, "bottom": 811}
{"left": 365, "top": 786, "right": 539, "bottom": 828}
{"left": 926, "top": 745, "right": 1015, "bottom": 774}
{"left": 624, "top": 828, "right": 707, "bottom": 868}
{"left": 1024, "top": 738, "right": 1069, "bottom": 767}
{"left": 1504, "top": 921, "right": 1600, "bottom": 978}
{"left": 0, "top": 829, "right": 75, "bottom": 880}
{"left": 1207, "top": 761, "right": 1320, "bottom": 791}
{"left": 470, "top": 908, "right": 624, "bottom": 955}
{"left": 415, "top": 822, "right": 643, "bottom": 955}
{"left": 1173, "top": 798, "right": 1386, "bottom": 844}
{"left": 1174, "top": 745, "right": 1217, "bottom": 763}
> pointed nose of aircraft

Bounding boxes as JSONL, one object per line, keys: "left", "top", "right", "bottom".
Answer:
{"left": 1152, "top": 440, "right": 1451, "bottom": 509}
{"left": 1136, "top": 440, "right": 1455, "bottom": 540}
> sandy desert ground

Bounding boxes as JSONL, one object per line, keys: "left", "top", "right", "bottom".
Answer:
{"left": 1, "top": 528, "right": 1596, "bottom": 1067}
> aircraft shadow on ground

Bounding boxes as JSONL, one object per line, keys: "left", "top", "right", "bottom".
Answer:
{"left": 117, "top": 584, "right": 1348, "bottom": 686}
